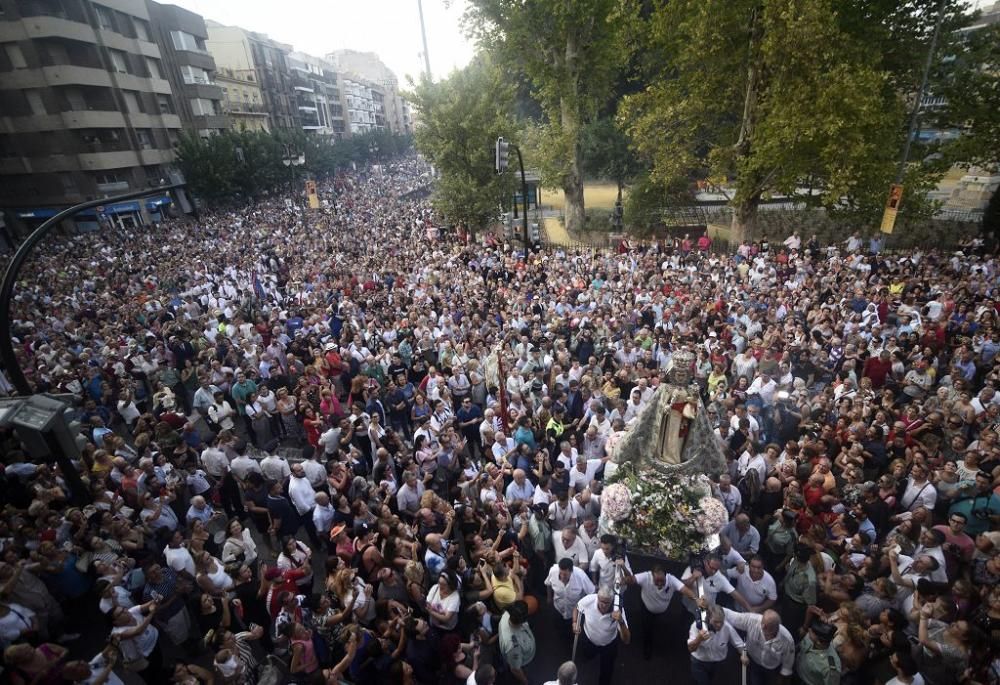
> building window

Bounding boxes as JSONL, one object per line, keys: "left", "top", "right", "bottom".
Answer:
{"left": 156, "top": 94, "right": 174, "bottom": 115}
{"left": 121, "top": 90, "right": 140, "bottom": 113}
{"left": 189, "top": 98, "right": 216, "bottom": 116}
{"left": 181, "top": 65, "right": 211, "bottom": 85}
{"left": 108, "top": 49, "right": 128, "bottom": 74}
{"left": 133, "top": 19, "right": 151, "bottom": 42}
{"left": 5, "top": 44, "right": 27, "bottom": 69}
{"left": 145, "top": 57, "right": 162, "bottom": 79}
{"left": 94, "top": 5, "right": 115, "bottom": 31}
{"left": 135, "top": 129, "right": 152, "bottom": 149}
{"left": 24, "top": 89, "right": 47, "bottom": 115}
{"left": 170, "top": 30, "right": 200, "bottom": 52}
{"left": 60, "top": 174, "right": 78, "bottom": 193}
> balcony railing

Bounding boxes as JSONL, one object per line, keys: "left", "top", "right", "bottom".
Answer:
{"left": 96, "top": 180, "right": 130, "bottom": 193}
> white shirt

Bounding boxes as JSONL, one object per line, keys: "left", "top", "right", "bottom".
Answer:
{"left": 589, "top": 549, "right": 631, "bottom": 589}
{"left": 492, "top": 438, "right": 516, "bottom": 464}
{"left": 0, "top": 602, "right": 34, "bottom": 643}
{"left": 722, "top": 608, "right": 795, "bottom": 675}
{"left": 717, "top": 486, "right": 742, "bottom": 516}
{"left": 553, "top": 533, "right": 590, "bottom": 568}
{"left": 287, "top": 475, "right": 316, "bottom": 516}
{"left": 576, "top": 593, "right": 625, "bottom": 647}
{"left": 319, "top": 427, "right": 341, "bottom": 455}
{"left": 200, "top": 447, "right": 230, "bottom": 478}
{"left": 886, "top": 676, "right": 925, "bottom": 685}
{"left": 230, "top": 455, "right": 262, "bottom": 481}
{"left": 302, "top": 459, "right": 327, "bottom": 489}
{"left": 78, "top": 652, "right": 126, "bottom": 685}
{"left": 549, "top": 499, "right": 583, "bottom": 530}
{"left": 313, "top": 503, "right": 336, "bottom": 535}
{"left": 112, "top": 606, "right": 159, "bottom": 661}
{"left": 163, "top": 544, "right": 196, "bottom": 577}
{"left": 260, "top": 455, "right": 291, "bottom": 483}
{"left": 634, "top": 571, "right": 686, "bottom": 614}
{"left": 545, "top": 565, "right": 595, "bottom": 619}
{"left": 682, "top": 568, "right": 735, "bottom": 607}
{"left": 726, "top": 567, "right": 777, "bottom": 609}
{"left": 688, "top": 620, "right": 744, "bottom": 662}
{"left": 900, "top": 478, "right": 937, "bottom": 511}
{"left": 569, "top": 459, "right": 603, "bottom": 491}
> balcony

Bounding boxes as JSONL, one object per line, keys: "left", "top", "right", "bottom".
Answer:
{"left": 191, "top": 114, "right": 228, "bottom": 130}
{"left": 96, "top": 180, "right": 130, "bottom": 193}
{"left": 3, "top": 65, "right": 112, "bottom": 90}
{"left": 77, "top": 150, "right": 140, "bottom": 171}
{"left": 0, "top": 157, "right": 30, "bottom": 175}
{"left": 0, "top": 15, "right": 95, "bottom": 43}
{"left": 61, "top": 110, "right": 127, "bottom": 129}
{"left": 223, "top": 102, "right": 267, "bottom": 115}
{"left": 138, "top": 149, "right": 175, "bottom": 165}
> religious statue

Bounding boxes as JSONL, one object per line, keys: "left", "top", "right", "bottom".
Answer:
{"left": 609, "top": 349, "right": 727, "bottom": 478}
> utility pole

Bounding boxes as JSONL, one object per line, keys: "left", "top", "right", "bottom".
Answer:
{"left": 880, "top": 0, "right": 947, "bottom": 236}
{"left": 417, "top": 0, "right": 432, "bottom": 81}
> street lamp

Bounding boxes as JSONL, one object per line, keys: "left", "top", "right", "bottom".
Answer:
{"left": 282, "top": 144, "right": 305, "bottom": 197}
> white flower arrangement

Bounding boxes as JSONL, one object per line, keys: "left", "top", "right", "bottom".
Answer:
{"left": 601, "top": 463, "right": 726, "bottom": 558}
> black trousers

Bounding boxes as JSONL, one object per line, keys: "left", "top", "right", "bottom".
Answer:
{"left": 639, "top": 602, "right": 667, "bottom": 659}
{"left": 748, "top": 660, "right": 781, "bottom": 685}
{"left": 578, "top": 632, "right": 619, "bottom": 685}
{"left": 219, "top": 472, "right": 246, "bottom": 519}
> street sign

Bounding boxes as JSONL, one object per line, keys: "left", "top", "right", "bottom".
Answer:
{"left": 880, "top": 184, "right": 903, "bottom": 234}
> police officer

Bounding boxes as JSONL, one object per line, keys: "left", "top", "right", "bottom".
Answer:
{"left": 573, "top": 586, "right": 630, "bottom": 685}
{"left": 795, "top": 621, "right": 841, "bottom": 685}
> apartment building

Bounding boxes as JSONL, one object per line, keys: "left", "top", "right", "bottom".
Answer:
{"left": 205, "top": 21, "right": 297, "bottom": 131}
{"left": 214, "top": 65, "right": 268, "bottom": 131}
{"left": 0, "top": 0, "right": 187, "bottom": 230}
{"left": 146, "top": 0, "right": 226, "bottom": 137}
{"left": 287, "top": 51, "right": 344, "bottom": 138}
{"left": 326, "top": 48, "right": 412, "bottom": 136}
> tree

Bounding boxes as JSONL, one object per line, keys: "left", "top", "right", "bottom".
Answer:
{"left": 174, "top": 131, "right": 238, "bottom": 203}
{"left": 580, "top": 117, "right": 643, "bottom": 204}
{"left": 408, "top": 56, "right": 516, "bottom": 237}
{"left": 464, "top": 0, "right": 636, "bottom": 234}
{"left": 984, "top": 184, "right": 1000, "bottom": 239}
{"left": 939, "top": 22, "right": 1000, "bottom": 172}
{"left": 621, "top": 0, "right": 954, "bottom": 243}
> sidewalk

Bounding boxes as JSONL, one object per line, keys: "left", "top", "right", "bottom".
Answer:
{"left": 542, "top": 216, "right": 573, "bottom": 245}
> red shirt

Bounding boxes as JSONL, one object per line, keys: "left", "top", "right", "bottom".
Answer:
{"left": 863, "top": 357, "right": 892, "bottom": 388}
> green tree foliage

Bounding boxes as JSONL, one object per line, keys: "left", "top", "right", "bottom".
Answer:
{"left": 464, "top": 0, "right": 636, "bottom": 233}
{"left": 174, "top": 129, "right": 410, "bottom": 203}
{"left": 939, "top": 22, "right": 1000, "bottom": 171}
{"left": 580, "top": 117, "right": 643, "bottom": 202}
{"left": 621, "top": 0, "right": 962, "bottom": 242}
{"left": 408, "top": 56, "right": 516, "bottom": 237}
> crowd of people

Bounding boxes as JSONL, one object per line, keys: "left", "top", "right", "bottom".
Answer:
{"left": 0, "top": 154, "right": 998, "bottom": 685}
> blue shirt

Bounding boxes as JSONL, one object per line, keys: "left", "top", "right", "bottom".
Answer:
{"left": 505, "top": 479, "right": 535, "bottom": 503}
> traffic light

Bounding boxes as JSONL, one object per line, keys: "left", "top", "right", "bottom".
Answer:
{"left": 495, "top": 137, "right": 509, "bottom": 173}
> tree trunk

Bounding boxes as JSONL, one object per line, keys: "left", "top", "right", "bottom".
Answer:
{"left": 564, "top": 172, "right": 585, "bottom": 235}
{"left": 561, "top": 30, "right": 585, "bottom": 235}
{"left": 730, "top": 198, "right": 759, "bottom": 245}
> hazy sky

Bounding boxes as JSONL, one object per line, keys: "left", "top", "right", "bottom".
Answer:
{"left": 167, "top": 0, "right": 477, "bottom": 85}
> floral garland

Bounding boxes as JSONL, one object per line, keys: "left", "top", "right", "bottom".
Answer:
{"left": 601, "top": 462, "right": 723, "bottom": 558}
